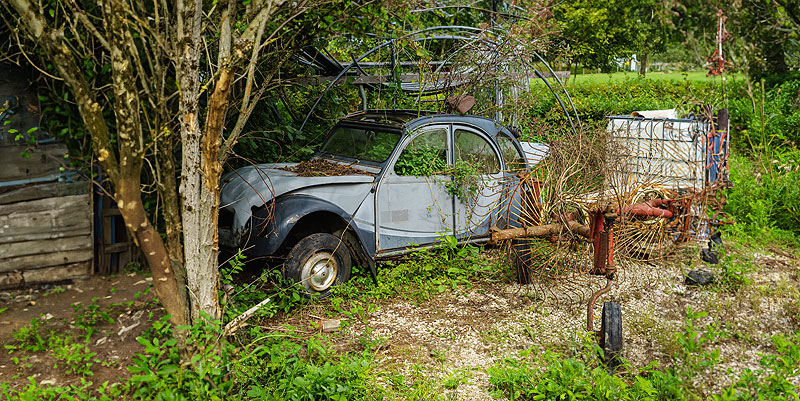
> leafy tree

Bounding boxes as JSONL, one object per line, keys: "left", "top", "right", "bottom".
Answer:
{"left": 736, "top": 0, "right": 799, "bottom": 79}
{"left": 551, "top": 0, "right": 626, "bottom": 71}
{"left": 667, "top": 0, "right": 730, "bottom": 66}
{"left": 550, "top": 0, "right": 673, "bottom": 75}
{"left": 622, "top": 0, "right": 676, "bottom": 76}
{"left": 0, "top": 0, "right": 387, "bottom": 327}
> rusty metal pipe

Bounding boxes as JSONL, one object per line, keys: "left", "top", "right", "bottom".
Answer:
{"left": 621, "top": 199, "right": 674, "bottom": 218}
{"left": 587, "top": 278, "right": 613, "bottom": 332}
{"left": 623, "top": 205, "right": 674, "bottom": 218}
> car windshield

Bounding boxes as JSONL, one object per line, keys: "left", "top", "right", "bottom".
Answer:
{"left": 319, "top": 125, "right": 402, "bottom": 163}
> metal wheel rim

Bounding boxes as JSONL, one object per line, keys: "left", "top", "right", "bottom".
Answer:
{"left": 301, "top": 252, "right": 338, "bottom": 291}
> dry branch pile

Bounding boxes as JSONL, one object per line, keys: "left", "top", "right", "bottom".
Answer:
{"left": 280, "top": 159, "right": 374, "bottom": 177}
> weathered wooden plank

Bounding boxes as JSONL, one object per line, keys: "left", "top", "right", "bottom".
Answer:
{"left": 0, "top": 181, "right": 90, "bottom": 205}
{"left": 0, "top": 234, "right": 92, "bottom": 259}
{"left": 0, "top": 193, "right": 89, "bottom": 216}
{"left": 0, "top": 261, "right": 90, "bottom": 289}
{"left": 0, "top": 143, "right": 69, "bottom": 182}
{"left": 0, "top": 205, "right": 89, "bottom": 230}
{"left": 22, "top": 261, "right": 91, "bottom": 284}
{"left": 0, "top": 217, "right": 90, "bottom": 243}
{"left": 0, "top": 226, "right": 91, "bottom": 244}
{"left": 0, "top": 248, "right": 93, "bottom": 272}
{"left": 0, "top": 202, "right": 91, "bottom": 241}
{"left": 0, "top": 193, "right": 90, "bottom": 240}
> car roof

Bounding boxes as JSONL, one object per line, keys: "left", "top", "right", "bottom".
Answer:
{"left": 342, "top": 109, "right": 511, "bottom": 137}
{"left": 341, "top": 110, "right": 438, "bottom": 126}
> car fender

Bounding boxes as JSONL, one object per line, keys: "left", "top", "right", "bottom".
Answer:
{"left": 245, "top": 194, "right": 374, "bottom": 259}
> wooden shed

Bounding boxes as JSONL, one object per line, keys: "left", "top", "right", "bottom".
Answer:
{"left": 0, "top": 68, "right": 93, "bottom": 288}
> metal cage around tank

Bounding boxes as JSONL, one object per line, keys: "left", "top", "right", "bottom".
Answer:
{"left": 605, "top": 111, "right": 730, "bottom": 193}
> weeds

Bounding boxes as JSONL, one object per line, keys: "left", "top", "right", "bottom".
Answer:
{"left": 487, "top": 348, "right": 670, "bottom": 401}
{"left": 128, "top": 313, "right": 233, "bottom": 400}
{"left": 724, "top": 154, "right": 800, "bottom": 241}
{"left": 220, "top": 250, "right": 309, "bottom": 326}
{"left": 486, "top": 306, "right": 773, "bottom": 401}
{"left": 673, "top": 307, "right": 721, "bottom": 389}
{"left": 712, "top": 332, "right": 800, "bottom": 401}
{"left": 443, "top": 368, "right": 472, "bottom": 389}
{"left": 52, "top": 342, "right": 97, "bottom": 376}
{"left": 72, "top": 299, "right": 115, "bottom": 341}
{"left": 320, "top": 238, "right": 493, "bottom": 308}
{"left": 708, "top": 248, "right": 753, "bottom": 292}
{"left": 12, "top": 317, "right": 47, "bottom": 352}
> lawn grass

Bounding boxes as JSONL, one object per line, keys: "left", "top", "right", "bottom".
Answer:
{"left": 566, "top": 70, "right": 744, "bottom": 85}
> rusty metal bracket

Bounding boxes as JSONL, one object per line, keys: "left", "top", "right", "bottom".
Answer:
{"left": 587, "top": 278, "right": 613, "bottom": 333}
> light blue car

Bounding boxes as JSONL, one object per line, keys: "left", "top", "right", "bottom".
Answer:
{"left": 219, "top": 110, "right": 546, "bottom": 297}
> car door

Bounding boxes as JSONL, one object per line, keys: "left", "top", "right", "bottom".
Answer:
{"left": 376, "top": 125, "right": 454, "bottom": 252}
{"left": 450, "top": 126, "right": 504, "bottom": 239}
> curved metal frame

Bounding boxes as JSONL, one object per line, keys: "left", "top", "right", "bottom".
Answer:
{"left": 299, "top": 26, "right": 581, "bottom": 134}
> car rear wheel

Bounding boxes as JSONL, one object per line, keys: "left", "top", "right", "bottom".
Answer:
{"left": 282, "top": 233, "right": 352, "bottom": 299}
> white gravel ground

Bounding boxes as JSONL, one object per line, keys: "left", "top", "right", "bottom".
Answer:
{"left": 328, "top": 243, "right": 800, "bottom": 399}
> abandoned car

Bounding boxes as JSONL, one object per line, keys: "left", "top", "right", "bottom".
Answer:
{"left": 219, "top": 110, "right": 546, "bottom": 297}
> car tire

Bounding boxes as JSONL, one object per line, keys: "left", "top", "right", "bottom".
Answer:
{"left": 600, "top": 301, "right": 623, "bottom": 371}
{"left": 282, "top": 233, "right": 352, "bottom": 299}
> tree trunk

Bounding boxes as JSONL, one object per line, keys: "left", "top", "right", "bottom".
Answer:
{"left": 180, "top": 119, "right": 221, "bottom": 321}
{"left": 639, "top": 52, "right": 648, "bottom": 77}
{"left": 177, "top": 0, "right": 222, "bottom": 322}
{"left": 180, "top": 66, "right": 234, "bottom": 323}
{"left": 105, "top": 0, "right": 188, "bottom": 325}
{"left": 116, "top": 181, "right": 188, "bottom": 325}
{"left": 156, "top": 132, "right": 190, "bottom": 325}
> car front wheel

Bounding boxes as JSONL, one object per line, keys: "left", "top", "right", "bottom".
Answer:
{"left": 282, "top": 233, "right": 352, "bottom": 298}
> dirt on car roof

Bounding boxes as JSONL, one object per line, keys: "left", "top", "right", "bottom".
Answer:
{"left": 280, "top": 159, "right": 374, "bottom": 177}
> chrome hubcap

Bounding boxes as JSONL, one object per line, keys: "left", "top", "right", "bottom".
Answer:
{"left": 301, "top": 252, "right": 338, "bottom": 291}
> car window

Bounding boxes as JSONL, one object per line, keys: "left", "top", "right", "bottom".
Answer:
{"left": 454, "top": 129, "right": 500, "bottom": 174}
{"left": 394, "top": 128, "right": 449, "bottom": 176}
{"left": 319, "top": 125, "right": 401, "bottom": 162}
{"left": 497, "top": 134, "right": 526, "bottom": 171}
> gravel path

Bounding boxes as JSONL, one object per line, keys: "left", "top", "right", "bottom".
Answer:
{"left": 341, "top": 243, "right": 800, "bottom": 399}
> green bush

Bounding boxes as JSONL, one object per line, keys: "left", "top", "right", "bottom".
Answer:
{"left": 727, "top": 77, "right": 800, "bottom": 154}
{"left": 517, "top": 79, "right": 722, "bottom": 132}
{"left": 723, "top": 153, "right": 800, "bottom": 237}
